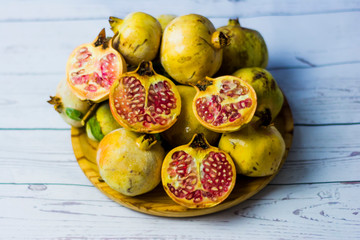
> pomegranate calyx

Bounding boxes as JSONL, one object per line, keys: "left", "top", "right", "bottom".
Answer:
{"left": 48, "top": 96, "right": 63, "bottom": 113}
{"left": 189, "top": 133, "right": 210, "bottom": 150}
{"left": 136, "top": 61, "right": 155, "bottom": 76}
{"left": 211, "top": 31, "right": 230, "bottom": 49}
{"left": 136, "top": 134, "right": 158, "bottom": 150}
{"left": 94, "top": 28, "right": 108, "bottom": 48}
{"left": 195, "top": 77, "right": 213, "bottom": 91}
{"left": 108, "top": 16, "right": 123, "bottom": 33}
{"left": 228, "top": 18, "right": 241, "bottom": 26}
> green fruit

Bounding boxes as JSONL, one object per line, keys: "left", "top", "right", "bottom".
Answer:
{"left": 110, "top": 12, "right": 162, "bottom": 66}
{"left": 160, "top": 14, "right": 229, "bottom": 85}
{"left": 217, "top": 18, "right": 268, "bottom": 75}
{"left": 161, "top": 86, "right": 221, "bottom": 148}
{"left": 218, "top": 124, "right": 285, "bottom": 177}
{"left": 233, "top": 67, "right": 283, "bottom": 125}
{"left": 86, "top": 102, "right": 121, "bottom": 141}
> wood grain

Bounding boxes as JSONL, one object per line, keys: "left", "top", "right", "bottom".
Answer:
{"left": 2, "top": 0, "right": 359, "bottom": 21}
{"left": 69, "top": 100, "right": 293, "bottom": 217}
{"left": 0, "top": 182, "right": 359, "bottom": 239}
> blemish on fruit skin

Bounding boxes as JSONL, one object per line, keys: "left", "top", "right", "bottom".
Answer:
{"left": 98, "top": 178, "right": 105, "bottom": 182}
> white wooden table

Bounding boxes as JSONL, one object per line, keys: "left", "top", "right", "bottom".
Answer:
{"left": 1, "top": 1, "right": 359, "bottom": 239}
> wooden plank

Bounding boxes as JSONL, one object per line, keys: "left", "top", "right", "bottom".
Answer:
{"left": 0, "top": 125, "right": 359, "bottom": 185}
{"left": 0, "top": 182, "right": 359, "bottom": 239}
{"left": 0, "top": 12, "right": 359, "bottom": 75}
{"left": 0, "top": 62, "right": 359, "bottom": 128}
{"left": 2, "top": 0, "right": 359, "bottom": 21}
{"left": 272, "top": 62, "right": 360, "bottom": 125}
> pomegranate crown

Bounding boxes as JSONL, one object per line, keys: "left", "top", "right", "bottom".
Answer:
{"left": 189, "top": 133, "right": 210, "bottom": 149}
{"left": 136, "top": 61, "right": 155, "bottom": 76}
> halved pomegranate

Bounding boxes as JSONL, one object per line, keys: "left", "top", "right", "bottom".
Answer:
{"left": 109, "top": 61, "right": 181, "bottom": 133}
{"left": 193, "top": 76, "right": 257, "bottom": 133}
{"left": 162, "top": 133, "right": 236, "bottom": 208}
{"left": 66, "top": 29, "right": 127, "bottom": 102}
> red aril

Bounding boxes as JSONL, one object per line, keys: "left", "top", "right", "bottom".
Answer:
{"left": 109, "top": 61, "right": 181, "bottom": 134}
{"left": 193, "top": 76, "right": 257, "bottom": 133}
{"left": 66, "top": 29, "right": 127, "bottom": 102}
{"left": 161, "top": 133, "right": 236, "bottom": 208}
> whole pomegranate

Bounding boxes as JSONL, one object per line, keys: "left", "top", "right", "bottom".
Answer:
{"left": 217, "top": 18, "right": 268, "bottom": 75}
{"left": 109, "top": 61, "right": 181, "bottom": 134}
{"left": 110, "top": 12, "right": 162, "bottom": 66}
{"left": 86, "top": 102, "right": 121, "bottom": 142}
{"left": 97, "top": 128, "right": 165, "bottom": 196}
{"left": 156, "top": 14, "right": 177, "bottom": 32}
{"left": 162, "top": 133, "right": 236, "bottom": 208}
{"left": 218, "top": 123, "right": 285, "bottom": 177}
{"left": 161, "top": 86, "right": 221, "bottom": 148}
{"left": 233, "top": 67, "right": 284, "bottom": 125}
{"left": 48, "top": 78, "right": 92, "bottom": 127}
{"left": 66, "top": 29, "right": 127, "bottom": 102}
{"left": 160, "top": 14, "right": 229, "bottom": 85}
{"left": 193, "top": 76, "right": 257, "bottom": 133}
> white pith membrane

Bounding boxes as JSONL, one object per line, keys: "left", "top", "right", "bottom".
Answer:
{"left": 166, "top": 150, "right": 234, "bottom": 204}
{"left": 112, "top": 76, "right": 178, "bottom": 130}
{"left": 195, "top": 79, "right": 254, "bottom": 126}
{"left": 68, "top": 46, "right": 121, "bottom": 99}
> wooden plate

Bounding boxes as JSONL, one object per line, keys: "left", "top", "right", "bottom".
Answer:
{"left": 71, "top": 99, "right": 294, "bottom": 217}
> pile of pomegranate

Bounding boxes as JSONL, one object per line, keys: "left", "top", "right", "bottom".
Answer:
{"left": 49, "top": 12, "right": 286, "bottom": 209}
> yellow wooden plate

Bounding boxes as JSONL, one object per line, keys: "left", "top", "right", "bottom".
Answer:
{"left": 71, "top": 99, "right": 294, "bottom": 217}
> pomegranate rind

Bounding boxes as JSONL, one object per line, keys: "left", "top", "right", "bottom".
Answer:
{"left": 66, "top": 38, "right": 127, "bottom": 103}
{"left": 193, "top": 76, "right": 257, "bottom": 133}
{"left": 161, "top": 134, "right": 236, "bottom": 209}
{"left": 109, "top": 64, "right": 181, "bottom": 134}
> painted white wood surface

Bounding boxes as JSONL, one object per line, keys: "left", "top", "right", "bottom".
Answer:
{"left": 1, "top": 0, "right": 360, "bottom": 239}
{"left": 0, "top": 183, "right": 359, "bottom": 239}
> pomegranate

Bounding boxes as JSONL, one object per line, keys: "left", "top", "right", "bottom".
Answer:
{"left": 217, "top": 18, "right": 268, "bottom": 75}
{"left": 156, "top": 14, "right": 176, "bottom": 32}
{"left": 233, "top": 67, "right": 284, "bottom": 125}
{"left": 48, "top": 78, "right": 92, "bottom": 127}
{"left": 162, "top": 133, "right": 236, "bottom": 208}
{"left": 160, "top": 14, "right": 229, "bottom": 85}
{"left": 86, "top": 102, "right": 122, "bottom": 142}
{"left": 193, "top": 76, "right": 257, "bottom": 133}
{"left": 110, "top": 12, "right": 162, "bottom": 66}
{"left": 219, "top": 123, "right": 285, "bottom": 177}
{"left": 66, "top": 29, "right": 127, "bottom": 102}
{"left": 109, "top": 61, "right": 181, "bottom": 134}
{"left": 97, "top": 128, "right": 165, "bottom": 196}
{"left": 161, "top": 86, "right": 221, "bottom": 148}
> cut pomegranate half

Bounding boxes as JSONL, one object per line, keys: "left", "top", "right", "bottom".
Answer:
{"left": 193, "top": 76, "right": 257, "bottom": 132}
{"left": 109, "top": 61, "right": 181, "bottom": 134}
{"left": 66, "top": 29, "right": 127, "bottom": 102}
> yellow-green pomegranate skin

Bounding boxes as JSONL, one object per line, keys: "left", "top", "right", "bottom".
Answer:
{"left": 233, "top": 67, "right": 283, "bottom": 125}
{"left": 97, "top": 128, "right": 165, "bottom": 196}
{"left": 218, "top": 124, "right": 285, "bottom": 177}
{"left": 160, "top": 14, "right": 227, "bottom": 85}
{"left": 110, "top": 12, "right": 162, "bottom": 66}
{"left": 217, "top": 18, "right": 268, "bottom": 75}
{"left": 156, "top": 14, "right": 177, "bottom": 32}
{"left": 161, "top": 86, "right": 221, "bottom": 148}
